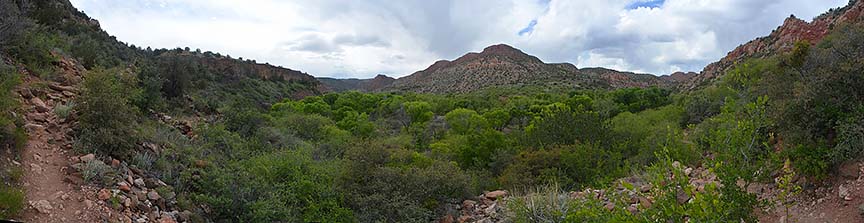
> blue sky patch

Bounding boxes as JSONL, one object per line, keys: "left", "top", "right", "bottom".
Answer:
{"left": 518, "top": 19, "right": 538, "bottom": 36}
{"left": 626, "top": 0, "right": 665, "bottom": 10}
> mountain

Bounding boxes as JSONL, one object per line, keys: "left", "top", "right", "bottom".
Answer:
{"left": 318, "top": 74, "right": 396, "bottom": 92}
{"left": 688, "top": 0, "right": 864, "bottom": 88}
{"left": 385, "top": 44, "right": 690, "bottom": 94}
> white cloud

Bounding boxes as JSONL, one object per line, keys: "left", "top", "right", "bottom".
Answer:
{"left": 70, "top": 0, "right": 849, "bottom": 78}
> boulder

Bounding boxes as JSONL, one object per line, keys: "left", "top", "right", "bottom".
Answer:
{"left": 98, "top": 189, "right": 111, "bottom": 200}
{"left": 80, "top": 154, "right": 96, "bottom": 163}
{"left": 147, "top": 191, "right": 161, "bottom": 201}
{"left": 676, "top": 189, "right": 690, "bottom": 204}
{"left": 839, "top": 185, "right": 853, "bottom": 201}
{"left": 461, "top": 200, "right": 476, "bottom": 211}
{"left": 134, "top": 178, "right": 146, "bottom": 188}
{"left": 24, "top": 123, "right": 45, "bottom": 133}
{"left": 32, "top": 200, "right": 53, "bottom": 214}
{"left": 118, "top": 182, "right": 131, "bottom": 192}
{"left": 31, "top": 97, "right": 50, "bottom": 113}
{"left": 484, "top": 190, "right": 508, "bottom": 200}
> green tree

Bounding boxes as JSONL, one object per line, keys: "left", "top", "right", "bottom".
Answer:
{"left": 444, "top": 108, "right": 488, "bottom": 135}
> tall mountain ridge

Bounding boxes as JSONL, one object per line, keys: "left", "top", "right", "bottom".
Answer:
{"left": 375, "top": 44, "right": 692, "bottom": 94}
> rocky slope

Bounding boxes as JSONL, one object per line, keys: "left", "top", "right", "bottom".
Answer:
{"left": 318, "top": 74, "right": 396, "bottom": 92}
{"left": 688, "top": 0, "right": 864, "bottom": 88}
{"left": 386, "top": 44, "right": 690, "bottom": 94}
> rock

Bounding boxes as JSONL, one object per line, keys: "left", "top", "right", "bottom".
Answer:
{"left": 80, "top": 154, "right": 96, "bottom": 163}
{"left": 124, "top": 197, "right": 133, "bottom": 207}
{"left": 134, "top": 189, "right": 147, "bottom": 201}
{"left": 461, "top": 200, "right": 476, "bottom": 211}
{"left": 684, "top": 167, "right": 693, "bottom": 176}
{"left": 137, "top": 202, "right": 151, "bottom": 213}
{"left": 457, "top": 215, "right": 473, "bottom": 223}
{"left": 484, "top": 190, "right": 508, "bottom": 200}
{"left": 134, "top": 178, "right": 146, "bottom": 188}
{"left": 84, "top": 199, "right": 95, "bottom": 208}
{"left": 128, "top": 195, "right": 139, "bottom": 209}
{"left": 639, "top": 185, "right": 652, "bottom": 193}
{"left": 32, "top": 200, "right": 53, "bottom": 214}
{"left": 159, "top": 214, "right": 177, "bottom": 223}
{"left": 839, "top": 162, "right": 860, "bottom": 179}
{"left": 638, "top": 196, "right": 653, "bottom": 209}
{"left": 439, "top": 214, "right": 455, "bottom": 223}
{"left": 147, "top": 191, "right": 161, "bottom": 201}
{"left": 839, "top": 185, "right": 851, "bottom": 200}
{"left": 111, "top": 159, "right": 121, "bottom": 167}
{"left": 145, "top": 178, "right": 161, "bottom": 188}
{"left": 118, "top": 182, "right": 132, "bottom": 192}
{"left": 24, "top": 123, "right": 45, "bottom": 133}
{"left": 31, "top": 97, "right": 50, "bottom": 112}
{"left": 604, "top": 202, "right": 615, "bottom": 211}
{"left": 627, "top": 204, "right": 638, "bottom": 214}
{"left": 672, "top": 161, "right": 681, "bottom": 169}
{"left": 19, "top": 89, "right": 33, "bottom": 99}
{"left": 98, "top": 189, "right": 112, "bottom": 200}
{"left": 30, "top": 163, "right": 43, "bottom": 172}
{"left": 858, "top": 203, "right": 864, "bottom": 216}
{"left": 676, "top": 189, "right": 690, "bottom": 204}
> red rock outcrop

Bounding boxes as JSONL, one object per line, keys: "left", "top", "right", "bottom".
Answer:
{"left": 689, "top": 0, "right": 864, "bottom": 88}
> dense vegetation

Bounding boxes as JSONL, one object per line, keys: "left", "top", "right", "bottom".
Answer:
{"left": 0, "top": 60, "right": 26, "bottom": 219}
{"left": 3, "top": 0, "right": 864, "bottom": 222}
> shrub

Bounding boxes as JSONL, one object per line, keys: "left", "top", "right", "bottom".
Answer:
{"left": 79, "top": 160, "right": 116, "bottom": 185}
{"left": 191, "top": 149, "right": 354, "bottom": 222}
{"left": 76, "top": 68, "right": 140, "bottom": 158}
{"left": 506, "top": 185, "right": 573, "bottom": 223}
{"left": 340, "top": 144, "right": 473, "bottom": 222}
{"left": 53, "top": 102, "right": 74, "bottom": 120}
{"left": 0, "top": 186, "right": 24, "bottom": 219}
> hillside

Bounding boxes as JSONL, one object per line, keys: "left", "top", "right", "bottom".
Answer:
{"left": 688, "top": 0, "right": 864, "bottom": 88}
{"left": 318, "top": 74, "right": 396, "bottom": 92}
{"left": 385, "top": 44, "right": 692, "bottom": 94}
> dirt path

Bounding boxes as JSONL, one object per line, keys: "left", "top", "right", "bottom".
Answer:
{"left": 758, "top": 162, "right": 864, "bottom": 223}
{"left": 15, "top": 75, "right": 117, "bottom": 222}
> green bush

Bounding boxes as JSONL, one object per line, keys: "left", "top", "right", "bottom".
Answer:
{"left": 0, "top": 186, "right": 24, "bottom": 219}
{"left": 340, "top": 144, "right": 473, "bottom": 222}
{"left": 53, "top": 102, "right": 74, "bottom": 120}
{"left": 75, "top": 68, "right": 140, "bottom": 158}
{"left": 191, "top": 149, "right": 354, "bottom": 222}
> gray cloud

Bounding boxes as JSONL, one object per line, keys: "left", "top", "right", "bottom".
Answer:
{"left": 70, "top": 0, "right": 849, "bottom": 78}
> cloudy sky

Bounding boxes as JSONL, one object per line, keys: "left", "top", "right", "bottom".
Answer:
{"left": 69, "top": 0, "right": 848, "bottom": 78}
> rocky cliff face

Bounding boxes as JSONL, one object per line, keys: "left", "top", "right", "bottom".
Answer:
{"left": 318, "top": 74, "right": 396, "bottom": 92}
{"left": 388, "top": 44, "right": 680, "bottom": 94}
{"left": 689, "top": 0, "right": 864, "bottom": 88}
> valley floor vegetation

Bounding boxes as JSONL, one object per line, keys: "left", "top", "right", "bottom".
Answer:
{"left": 2, "top": 0, "right": 864, "bottom": 222}
{"left": 95, "top": 23, "right": 863, "bottom": 222}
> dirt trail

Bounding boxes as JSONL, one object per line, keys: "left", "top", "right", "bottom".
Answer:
{"left": 758, "top": 162, "right": 864, "bottom": 223}
{"left": 15, "top": 74, "right": 117, "bottom": 222}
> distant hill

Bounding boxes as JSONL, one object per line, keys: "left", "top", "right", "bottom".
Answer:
{"left": 384, "top": 44, "right": 691, "bottom": 94}
{"left": 318, "top": 74, "right": 395, "bottom": 92}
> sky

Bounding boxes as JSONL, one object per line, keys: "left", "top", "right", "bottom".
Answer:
{"left": 69, "top": 0, "right": 849, "bottom": 78}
